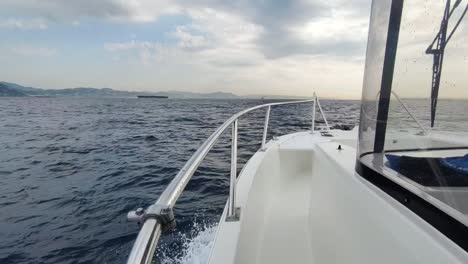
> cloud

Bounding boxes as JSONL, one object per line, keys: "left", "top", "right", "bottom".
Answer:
{"left": 104, "top": 8, "right": 264, "bottom": 68}
{"left": 173, "top": 25, "right": 211, "bottom": 51}
{"left": 0, "top": 0, "right": 370, "bottom": 58}
{"left": 0, "top": 0, "right": 177, "bottom": 22}
{"left": 172, "top": 0, "right": 371, "bottom": 58}
{"left": 12, "top": 45, "right": 57, "bottom": 57}
{"left": 104, "top": 40, "right": 160, "bottom": 52}
{"left": 0, "top": 18, "right": 47, "bottom": 30}
{"left": 104, "top": 40, "right": 186, "bottom": 65}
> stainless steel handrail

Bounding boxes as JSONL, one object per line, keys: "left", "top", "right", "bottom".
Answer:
{"left": 126, "top": 95, "right": 330, "bottom": 264}
{"left": 375, "top": 91, "right": 427, "bottom": 135}
{"left": 314, "top": 92, "right": 331, "bottom": 132}
{"left": 391, "top": 92, "right": 427, "bottom": 135}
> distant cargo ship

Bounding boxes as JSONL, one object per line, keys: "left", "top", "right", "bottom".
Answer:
{"left": 137, "top": 95, "right": 168, "bottom": 99}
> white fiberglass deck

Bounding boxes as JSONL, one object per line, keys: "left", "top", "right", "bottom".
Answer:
{"left": 208, "top": 130, "right": 468, "bottom": 264}
{"left": 254, "top": 163, "right": 313, "bottom": 263}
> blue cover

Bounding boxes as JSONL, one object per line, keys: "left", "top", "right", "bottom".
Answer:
{"left": 385, "top": 153, "right": 468, "bottom": 187}
{"left": 440, "top": 154, "right": 468, "bottom": 174}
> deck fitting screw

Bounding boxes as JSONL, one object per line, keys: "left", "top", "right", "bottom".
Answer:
{"left": 135, "top": 208, "right": 144, "bottom": 216}
{"left": 338, "top": 145, "right": 342, "bottom": 150}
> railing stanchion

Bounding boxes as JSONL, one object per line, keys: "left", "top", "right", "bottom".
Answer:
{"left": 316, "top": 96, "right": 330, "bottom": 132}
{"left": 375, "top": 91, "right": 426, "bottom": 135}
{"left": 227, "top": 119, "right": 239, "bottom": 220}
{"left": 261, "top": 106, "right": 271, "bottom": 151}
{"left": 392, "top": 91, "right": 426, "bottom": 135}
{"left": 311, "top": 93, "right": 316, "bottom": 133}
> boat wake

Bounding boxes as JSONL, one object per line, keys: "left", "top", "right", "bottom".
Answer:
{"left": 160, "top": 222, "right": 218, "bottom": 264}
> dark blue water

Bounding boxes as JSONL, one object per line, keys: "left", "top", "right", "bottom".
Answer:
{"left": 0, "top": 97, "right": 360, "bottom": 264}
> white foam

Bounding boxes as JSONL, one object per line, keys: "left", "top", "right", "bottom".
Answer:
{"left": 160, "top": 223, "right": 218, "bottom": 264}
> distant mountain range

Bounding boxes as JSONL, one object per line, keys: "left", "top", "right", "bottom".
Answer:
{"left": 0, "top": 81, "right": 241, "bottom": 99}
{"left": 0, "top": 81, "right": 309, "bottom": 99}
{"left": 0, "top": 83, "right": 27, "bottom": 96}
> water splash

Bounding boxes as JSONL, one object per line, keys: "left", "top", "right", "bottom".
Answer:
{"left": 160, "top": 222, "right": 218, "bottom": 264}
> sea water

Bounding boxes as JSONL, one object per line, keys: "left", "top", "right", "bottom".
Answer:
{"left": 0, "top": 96, "right": 378, "bottom": 263}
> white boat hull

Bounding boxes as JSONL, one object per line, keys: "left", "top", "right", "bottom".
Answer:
{"left": 209, "top": 130, "right": 468, "bottom": 264}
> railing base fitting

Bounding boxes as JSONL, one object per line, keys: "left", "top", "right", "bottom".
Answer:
{"left": 128, "top": 205, "right": 176, "bottom": 232}
{"left": 226, "top": 207, "right": 241, "bottom": 222}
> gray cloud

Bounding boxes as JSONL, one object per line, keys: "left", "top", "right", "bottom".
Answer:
{"left": 177, "top": 0, "right": 324, "bottom": 57}
{"left": 176, "top": 0, "right": 370, "bottom": 58}
{"left": 260, "top": 33, "right": 365, "bottom": 59}
{"left": 180, "top": 0, "right": 327, "bottom": 26}
{"left": 0, "top": 0, "right": 371, "bottom": 58}
{"left": 0, "top": 0, "right": 130, "bottom": 21}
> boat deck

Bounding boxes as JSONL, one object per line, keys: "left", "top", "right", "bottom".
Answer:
{"left": 258, "top": 171, "right": 313, "bottom": 263}
{"left": 208, "top": 130, "right": 468, "bottom": 264}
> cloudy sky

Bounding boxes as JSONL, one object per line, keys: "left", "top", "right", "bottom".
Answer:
{"left": 0, "top": 0, "right": 372, "bottom": 98}
{"left": 1, "top": 1, "right": 465, "bottom": 99}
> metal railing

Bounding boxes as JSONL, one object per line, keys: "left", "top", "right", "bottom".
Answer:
{"left": 390, "top": 92, "right": 427, "bottom": 135}
{"left": 376, "top": 91, "right": 427, "bottom": 135}
{"left": 126, "top": 93, "right": 330, "bottom": 264}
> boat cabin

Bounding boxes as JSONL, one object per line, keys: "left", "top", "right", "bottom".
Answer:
{"left": 357, "top": 0, "right": 468, "bottom": 250}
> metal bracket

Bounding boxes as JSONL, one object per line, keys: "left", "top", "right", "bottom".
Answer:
{"left": 127, "top": 204, "right": 176, "bottom": 232}
{"left": 127, "top": 207, "right": 146, "bottom": 224}
{"left": 225, "top": 207, "right": 241, "bottom": 222}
